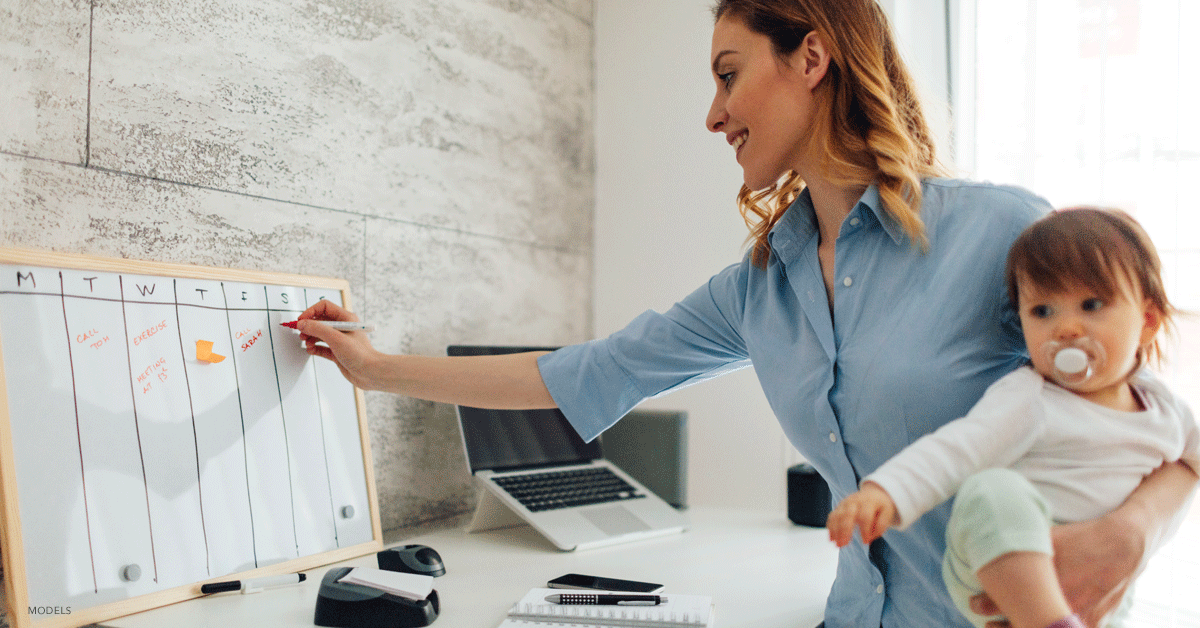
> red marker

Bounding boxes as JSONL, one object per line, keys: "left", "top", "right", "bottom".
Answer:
{"left": 280, "top": 320, "right": 375, "bottom": 333}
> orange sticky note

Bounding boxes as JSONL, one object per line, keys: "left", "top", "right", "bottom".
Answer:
{"left": 196, "top": 340, "right": 226, "bottom": 364}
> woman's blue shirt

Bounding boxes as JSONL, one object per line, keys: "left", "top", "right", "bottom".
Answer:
{"left": 538, "top": 178, "right": 1050, "bottom": 627}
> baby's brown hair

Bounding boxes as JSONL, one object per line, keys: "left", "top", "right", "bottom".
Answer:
{"left": 1005, "top": 207, "right": 1176, "bottom": 368}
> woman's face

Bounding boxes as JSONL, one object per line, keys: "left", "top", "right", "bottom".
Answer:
{"left": 706, "top": 15, "right": 820, "bottom": 191}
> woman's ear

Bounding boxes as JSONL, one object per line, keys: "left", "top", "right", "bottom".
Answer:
{"left": 794, "top": 31, "right": 831, "bottom": 90}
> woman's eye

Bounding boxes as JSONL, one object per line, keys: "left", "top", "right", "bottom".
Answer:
{"left": 718, "top": 71, "right": 735, "bottom": 89}
{"left": 1030, "top": 305, "right": 1052, "bottom": 318}
{"left": 1082, "top": 298, "right": 1104, "bottom": 312}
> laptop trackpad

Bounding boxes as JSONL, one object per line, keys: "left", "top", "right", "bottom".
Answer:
{"left": 580, "top": 506, "right": 652, "bottom": 536}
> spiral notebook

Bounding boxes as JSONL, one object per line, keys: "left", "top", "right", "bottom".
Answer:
{"left": 498, "top": 588, "right": 714, "bottom": 627}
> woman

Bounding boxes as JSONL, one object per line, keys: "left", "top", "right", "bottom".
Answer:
{"left": 297, "top": 1, "right": 1197, "bottom": 626}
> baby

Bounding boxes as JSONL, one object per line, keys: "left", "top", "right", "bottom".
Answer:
{"left": 826, "top": 207, "right": 1199, "bottom": 628}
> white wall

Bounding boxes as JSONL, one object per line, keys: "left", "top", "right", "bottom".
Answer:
{"left": 593, "top": 0, "right": 796, "bottom": 512}
{"left": 593, "top": 0, "right": 950, "bottom": 512}
{"left": 884, "top": 0, "right": 953, "bottom": 158}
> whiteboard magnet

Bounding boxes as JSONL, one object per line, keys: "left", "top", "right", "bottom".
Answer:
{"left": 121, "top": 564, "right": 142, "bottom": 582}
{"left": 341, "top": 505, "right": 355, "bottom": 519}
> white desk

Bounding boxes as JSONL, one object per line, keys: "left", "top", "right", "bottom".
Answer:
{"left": 100, "top": 507, "right": 838, "bottom": 628}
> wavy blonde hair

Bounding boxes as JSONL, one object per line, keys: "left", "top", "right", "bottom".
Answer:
{"left": 713, "top": 0, "right": 947, "bottom": 268}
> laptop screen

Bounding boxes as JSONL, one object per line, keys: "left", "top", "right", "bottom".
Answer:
{"left": 448, "top": 345, "right": 602, "bottom": 474}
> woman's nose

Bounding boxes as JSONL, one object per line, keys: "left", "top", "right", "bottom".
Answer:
{"left": 706, "top": 96, "right": 726, "bottom": 133}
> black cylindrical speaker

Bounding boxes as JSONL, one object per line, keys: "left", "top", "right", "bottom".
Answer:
{"left": 787, "top": 463, "right": 832, "bottom": 527}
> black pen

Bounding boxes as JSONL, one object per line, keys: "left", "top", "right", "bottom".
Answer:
{"left": 200, "top": 573, "right": 306, "bottom": 594}
{"left": 545, "top": 593, "right": 667, "bottom": 606}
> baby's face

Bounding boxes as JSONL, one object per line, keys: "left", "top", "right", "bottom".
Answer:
{"left": 1017, "top": 277, "right": 1159, "bottom": 407}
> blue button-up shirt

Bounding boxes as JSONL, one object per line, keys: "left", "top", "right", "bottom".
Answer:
{"left": 538, "top": 178, "right": 1050, "bottom": 627}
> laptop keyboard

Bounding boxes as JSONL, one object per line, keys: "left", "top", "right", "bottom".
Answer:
{"left": 493, "top": 467, "right": 647, "bottom": 512}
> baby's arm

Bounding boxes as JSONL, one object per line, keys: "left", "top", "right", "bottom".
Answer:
{"left": 827, "top": 481, "right": 897, "bottom": 547}
{"left": 827, "top": 370, "right": 1045, "bottom": 549}
{"left": 866, "top": 370, "right": 1045, "bottom": 530}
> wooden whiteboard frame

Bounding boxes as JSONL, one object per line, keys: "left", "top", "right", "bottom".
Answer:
{"left": 0, "top": 247, "right": 383, "bottom": 628}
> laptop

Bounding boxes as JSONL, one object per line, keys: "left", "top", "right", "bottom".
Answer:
{"left": 449, "top": 345, "right": 688, "bottom": 551}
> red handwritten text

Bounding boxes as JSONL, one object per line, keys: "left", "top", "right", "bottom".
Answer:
{"left": 136, "top": 357, "right": 168, "bottom": 394}
{"left": 132, "top": 320, "right": 168, "bottom": 346}
{"left": 76, "top": 329, "right": 111, "bottom": 350}
{"left": 238, "top": 329, "right": 263, "bottom": 353}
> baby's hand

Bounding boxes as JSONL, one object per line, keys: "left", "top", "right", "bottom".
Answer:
{"left": 826, "top": 481, "right": 898, "bottom": 547}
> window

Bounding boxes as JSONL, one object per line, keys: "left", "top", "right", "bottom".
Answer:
{"left": 956, "top": 0, "right": 1200, "bottom": 625}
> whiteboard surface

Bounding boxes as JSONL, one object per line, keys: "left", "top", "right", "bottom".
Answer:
{"left": 0, "top": 254, "right": 378, "bottom": 628}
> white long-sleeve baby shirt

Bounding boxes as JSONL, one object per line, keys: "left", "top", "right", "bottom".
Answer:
{"left": 866, "top": 366, "right": 1200, "bottom": 529}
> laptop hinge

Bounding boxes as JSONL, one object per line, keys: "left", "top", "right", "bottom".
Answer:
{"left": 466, "top": 479, "right": 527, "bottom": 533}
{"left": 479, "top": 459, "right": 600, "bottom": 475}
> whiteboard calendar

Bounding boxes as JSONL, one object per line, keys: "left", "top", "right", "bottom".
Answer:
{"left": 0, "top": 248, "right": 382, "bottom": 628}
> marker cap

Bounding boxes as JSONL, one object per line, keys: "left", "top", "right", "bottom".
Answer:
{"left": 200, "top": 581, "right": 241, "bottom": 594}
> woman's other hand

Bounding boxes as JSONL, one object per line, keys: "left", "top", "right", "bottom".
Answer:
{"left": 971, "top": 460, "right": 1198, "bottom": 627}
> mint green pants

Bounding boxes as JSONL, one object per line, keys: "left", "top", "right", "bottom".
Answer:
{"left": 941, "top": 468, "right": 1132, "bottom": 628}
{"left": 942, "top": 468, "right": 1055, "bottom": 628}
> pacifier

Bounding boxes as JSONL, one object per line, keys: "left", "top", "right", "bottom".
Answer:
{"left": 1040, "top": 338, "right": 1106, "bottom": 387}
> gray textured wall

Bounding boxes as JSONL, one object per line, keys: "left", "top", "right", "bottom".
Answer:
{"left": 0, "top": 0, "right": 595, "bottom": 531}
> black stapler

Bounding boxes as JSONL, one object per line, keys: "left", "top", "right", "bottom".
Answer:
{"left": 313, "top": 567, "right": 439, "bottom": 628}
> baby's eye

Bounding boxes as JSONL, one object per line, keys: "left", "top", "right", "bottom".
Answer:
{"left": 1029, "top": 304, "right": 1053, "bottom": 318}
{"left": 1081, "top": 298, "right": 1104, "bottom": 312}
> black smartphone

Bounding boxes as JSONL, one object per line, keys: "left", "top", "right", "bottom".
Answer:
{"left": 546, "top": 573, "right": 664, "bottom": 593}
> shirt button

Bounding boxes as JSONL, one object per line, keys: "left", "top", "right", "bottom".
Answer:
{"left": 829, "top": 432, "right": 837, "bottom": 443}
{"left": 842, "top": 276, "right": 853, "bottom": 287}
{"left": 876, "top": 584, "right": 884, "bottom": 594}
{"left": 849, "top": 217, "right": 861, "bottom": 226}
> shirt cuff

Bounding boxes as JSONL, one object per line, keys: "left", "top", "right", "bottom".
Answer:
{"left": 537, "top": 341, "right": 647, "bottom": 443}
{"left": 863, "top": 473, "right": 920, "bottom": 530}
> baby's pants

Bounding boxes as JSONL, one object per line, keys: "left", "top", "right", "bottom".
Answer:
{"left": 941, "top": 469, "right": 1133, "bottom": 628}
{"left": 942, "top": 468, "right": 1055, "bottom": 628}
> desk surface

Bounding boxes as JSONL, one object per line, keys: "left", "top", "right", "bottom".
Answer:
{"left": 100, "top": 507, "right": 838, "bottom": 628}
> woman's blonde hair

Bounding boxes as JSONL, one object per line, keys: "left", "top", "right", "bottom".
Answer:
{"left": 713, "top": 0, "right": 946, "bottom": 267}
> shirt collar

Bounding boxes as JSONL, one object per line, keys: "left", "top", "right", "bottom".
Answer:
{"left": 767, "top": 182, "right": 909, "bottom": 263}
{"left": 854, "top": 184, "right": 909, "bottom": 245}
